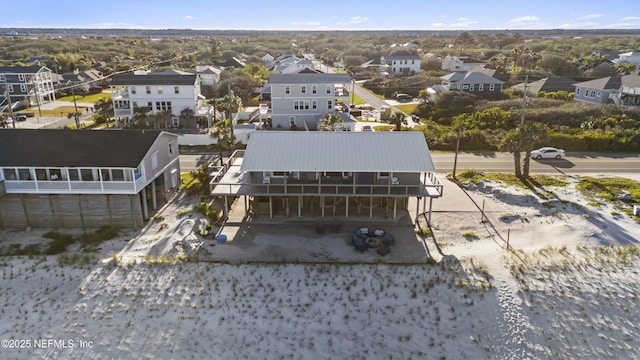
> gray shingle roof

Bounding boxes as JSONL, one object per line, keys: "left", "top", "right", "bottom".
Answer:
{"left": 240, "top": 131, "right": 436, "bottom": 173}
{"left": 0, "top": 65, "right": 50, "bottom": 74}
{"left": 268, "top": 73, "right": 351, "bottom": 84}
{"left": 110, "top": 73, "right": 197, "bottom": 86}
{"left": 0, "top": 129, "right": 170, "bottom": 167}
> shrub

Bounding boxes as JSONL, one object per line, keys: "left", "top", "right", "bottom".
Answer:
{"left": 43, "top": 231, "right": 76, "bottom": 255}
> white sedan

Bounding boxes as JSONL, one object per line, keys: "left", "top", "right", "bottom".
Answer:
{"left": 531, "top": 147, "right": 565, "bottom": 159}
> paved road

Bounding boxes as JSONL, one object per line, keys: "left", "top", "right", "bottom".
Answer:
{"left": 431, "top": 151, "right": 640, "bottom": 174}
{"left": 180, "top": 152, "right": 640, "bottom": 174}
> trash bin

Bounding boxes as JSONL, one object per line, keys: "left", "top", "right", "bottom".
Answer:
{"left": 215, "top": 234, "right": 227, "bottom": 243}
{"left": 634, "top": 205, "right": 640, "bottom": 216}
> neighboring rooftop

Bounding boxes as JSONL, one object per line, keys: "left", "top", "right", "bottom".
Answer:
{"left": 0, "top": 129, "right": 170, "bottom": 167}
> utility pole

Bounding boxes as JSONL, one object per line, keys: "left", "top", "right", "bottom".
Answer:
{"left": 3, "top": 75, "right": 16, "bottom": 128}
{"left": 71, "top": 84, "right": 79, "bottom": 128}
{"left": 520, "top": 75, "right": 528, "bottom": 126}
{"left": 453, "top": 125, "right": 462, "bottom": 179}
{"left": 227, "top": 69, "right": 233, "bottom": 136}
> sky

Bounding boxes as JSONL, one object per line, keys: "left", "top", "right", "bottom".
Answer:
{"left": 3, "top": 0, "right": 640, "bottom": 31}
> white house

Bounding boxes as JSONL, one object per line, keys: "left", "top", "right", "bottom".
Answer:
{"left": 262, "top": 53, "right": 275, "bottom": 69}
{"left": 613, "top": 51, "right": 640, "bottom": 70}
{"left": 109, "top": 70, "right": 204, "bottom": 128}
{"left": 0, "top": 129, "right": 180, "bottom": 230}
{"left": 264, "top": 72, "right": 353, "bottom": 130}
{"left": 441, "top": 56, "right": 487, "bottom": 72}
{"left": 191, "top": 65, "right": 222, "bottom": 86}
{"left": 380, "top": 55, "right": 421, "bottom": 76}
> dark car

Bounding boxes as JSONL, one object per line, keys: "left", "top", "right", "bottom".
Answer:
{"left": 15, "top": 113, "right": 27, "bottom": 122}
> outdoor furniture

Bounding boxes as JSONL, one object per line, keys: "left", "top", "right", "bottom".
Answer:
{"left": 373, "top": 228, "right": 385, "bottom": 237}
{"left": 352, "top": 234, "right": 367, "bottom": 252}
{"left": 377, "top": 244, "right": 391, "bottom": 256}
{"left": 382, "top": 234, "right": 395, "bottom": 246}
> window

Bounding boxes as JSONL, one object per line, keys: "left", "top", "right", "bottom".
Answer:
{"left": 327, "top": 100, "right": 332, "bottom": 110}
{"left": 146, "top": 86, "right": 151, "bottom": 94}
{"left": 18, "top": 168, "right": 32, "bottom": 180}
{"left": 312, "top": 85, "right": 317, "bottom": 94}
{"left": 18, "top": 74, "right": 25, "bottom": 81}
{"left": 80, "top": 169, "right": 94, "bottom": 181}
{"left": 576, "top": 88, "right": 580, "bottom": 96}
{"left": 597, "top": 91, "right": 601, "bottom": 97}
{"left": 101, "top": 169, "right": 111, "bottom": 181}
{"left": 469, "top": 84, "right": 474, "bottom": 91}
{"left": 285, "top": 85, "right": 290, "bottom": 95}
{"left": 289, "top": 116, "right": 295, "bottom": 125}
{"left": 7, "top": 85, "right": 13, "bottom": 93}
{"left": 590, "top": 90, "right": 596, "bottom": 98}
{"left": 489, "top": 84, "right": 495, "bottom": 91}
{"left": 20, "top": 84, "right": 27, "bottom": 92}
{"left": 3, "top": 168, "right": 17, "bottom": 180}
{"left": 168, "top": 141, "right": 175, "bottom": 156}
{"left": 49, "top": 169, "right": 62, "bottom": 180}
{"left": 301, "top": 85, "right": 306, "bottom": 94}
{"left": 131, "top": 86, "right": 136, "bottom": 94}
{"left": 147, "top": 101, "right": 153, "bottom": 110}
{"left": 462, "top": 85, "right": 469, "bottom": 90}
{"left": 174, "top": 86, "right": 179, "bottom": 94}
{"left": 479, "top": 84, "right": 484, "bottom": 91}
{"left": 326, "top": 85, "right": 331, "bottom": 94}
{"left": 378, "top": 172, "right": 390, "bottom": 179}
{"left": 151, "top": 151, "right": 158, "bottom": 170}
{"left": 157, "top": 86, "right": 163, "bottom": 95}
{"left": 111, "top": 169, "right": 124, "bottom": 181}
{"left": 68, "top": 169, "right": 80, "bottom": 181}
{"left": 35, "top": 169, "right": 48, "bottom": 180}
{"left": 172, "top": 117, "right": 179, "bottom": 127}
{"left": 312, "top": 100, "right": 317, "bottom": 109}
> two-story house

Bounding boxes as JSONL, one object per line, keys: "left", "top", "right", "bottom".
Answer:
{"left": 441, "top": 56, "right": 487, "bottom": 72}
{"left": 573, "top": 75, "right": 640, "bottom": 106}
{"left": 439, "top": 72, "right": 504, "bottom": 94}
{"left": 0, "top": 129, "right": 180, "bottom": 230}
{"left": 613, "top": 51, "right": 640, "bottom": 70}
{"left": 210, "top": 131, "right": 443, "bottom": 222}
{"left": 380, "top": 55, "right": 421, "bottom": 76}
{"left": 265, "top": 73, "right": 353, "bottom": 130}
{"left": 0, "top": 65, "right": 56, "bottom": 110}
{"left": 110, "top": 70, "right": 204, "bottom": 128}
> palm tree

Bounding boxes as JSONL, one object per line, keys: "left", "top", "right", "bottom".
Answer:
{"left": 67, "top": 111, "right": 83, "bottom": 129}
{"left": 389, "top": 112, "right": 407, "bottom": 131}
{"left": 320, "top": 112, "right": 342, "bottom": 131}
{"left": 94, "top": 98, "right": 113, "bottom": 126}
{"left": 500, "top": 123, "right": 549, "bottom": 179}
{"left": 210, "top": 120, "right": 237, "bottom": 166}
{"left": 179, "top": 108, "right": 195, "bottom": 129}
{"left": 207, "top": 97, "right": 225, "bottom": 127}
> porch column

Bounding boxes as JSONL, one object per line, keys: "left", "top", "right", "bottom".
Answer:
{"left": 415, "top": 197, "right": 420, "bottom": 225}
{"left": 244, "top": 196, "right": 248, "bottom": 217}
{"left": 428, "top": 197, "right": 434, "bottom": 226}
{"left": 269, "top": 196, "right": 273, "bottom": 219}
{"left": 224, "top": 196, "right": 229, "bottom": 219}
{"left": 140, "top": 190, "right": 149, "bottom": 220}
{"left": 151, "top": 181, "right": 157, "bottom": 210}
{"left": 393, "top": 197, "right": 397, "bottom": 220}
{"left": 369, "top": 195, "right": 373, "bottom": 218}
{"left": 321, "top": 196, "right": 325, "bottom": 218}
{"left": 298, "top": 196, "right": 302, "bottom": 218}
{"left": 345, "top": 196, "right": 349, "bottom": 218}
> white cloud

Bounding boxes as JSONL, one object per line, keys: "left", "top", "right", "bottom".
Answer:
{"left": 621, "top": 16, "right": 640, "bottom": 21}
{"left": 576, "top": 14, "right": 603, "bottom": 20}
{"left": 430, "top": 22, "right": 447, "bottom": 27}
{"left": 184, "top": 16, "right": 194, "bottom": 20}
{"left": 348, "top": 16, "right": 369, "bottom": 24}
{"left": 290, "top": 21, "right": 322, "bottom": 27}
{"left": 508, "top": 16, "right": 540, "bottom": 24}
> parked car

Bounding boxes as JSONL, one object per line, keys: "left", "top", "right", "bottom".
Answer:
{"left": 361, "top": 125, "right": 372, "bottom": 131}
{"left": 15, "top": 113, "right": 27, "bottom": 122}
{"left": 396, "top": 93, "right": 412, "bottom": 102}
{"left": 531, "top": 147, "right": 565, "bottom": 159}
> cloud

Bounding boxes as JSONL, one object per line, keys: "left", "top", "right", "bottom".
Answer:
{"left": 621, "top": 16, "right": 640, "bottom": 21}
{"left": 290, "top": 21, "right": 322, "bottom": 27}
{"left": 184, "top": 16, "right": 194, "bottom": 20}
{"left": 576, "top": 14, "right": 603, "bottom": 20}
{"left": 348, "top": 16, "right": 369, "bottom": 24}
{"left": 508, "top": 16, "right": 540, "bottom": 24}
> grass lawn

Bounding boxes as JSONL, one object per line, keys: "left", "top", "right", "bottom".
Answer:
{"left": 395, "top": 103, "right": 418, "bottom": 114}
{"left": 26, "top": 106, "right": 92, "bottom": 117}
{"left": 57, "top": 92, "right": 111, "bottom": 103}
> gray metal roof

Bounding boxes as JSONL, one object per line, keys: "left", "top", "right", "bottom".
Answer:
{"left": 110, "top": 73, "right": 197, "bottom": 86}
{"left": 240, "top": 131, "right": 436, "bottom": 173}
{"left": 268, "top": 73, "right": 351, "bottom": 84}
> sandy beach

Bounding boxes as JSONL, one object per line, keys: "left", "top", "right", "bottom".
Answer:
{"left": 0, "top": 173, "right": 638, "bottom": 359}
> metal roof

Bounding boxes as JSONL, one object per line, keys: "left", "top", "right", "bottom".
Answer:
{"left": 240, "top": 131, "right": 436, "bottom": 173}
{"left": 110, "top": 73, "right": 197, "bottom": 86}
